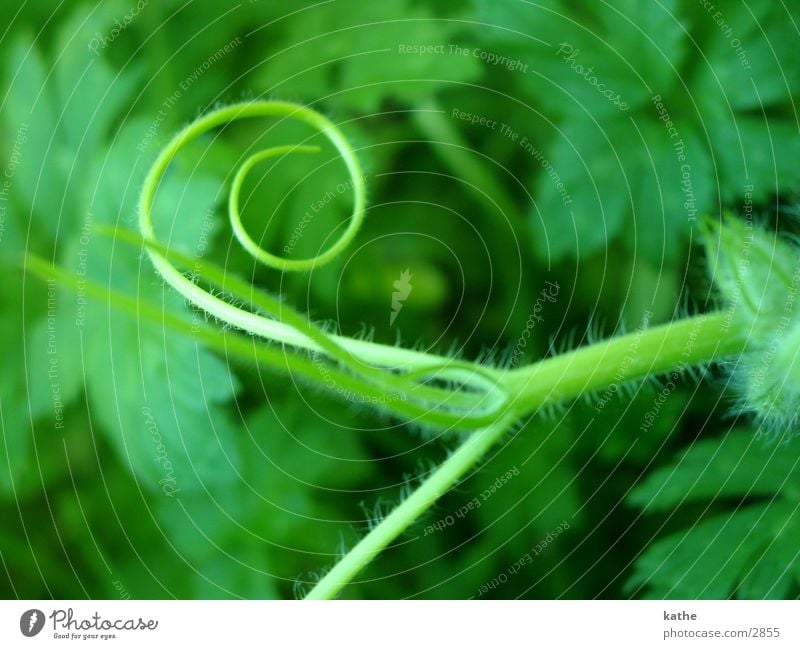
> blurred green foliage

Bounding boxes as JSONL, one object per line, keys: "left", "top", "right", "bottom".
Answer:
{"left": 1, "top": 0, "right": 799, "bottom": 599}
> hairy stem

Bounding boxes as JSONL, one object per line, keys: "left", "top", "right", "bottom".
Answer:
{"left": 305, "top": 310, "right": 748, "bottom": 599}
{"left": 126, "top": 100, "right": 754, "bottom": 600}
{"left": 138, "top": 100, "right": 466, "bottom": 372}
{"left": 505, "top": 311, "right": 746, "bottom": 412}
{"left": 305, "top": 412, "right": 520, "bottom": 600}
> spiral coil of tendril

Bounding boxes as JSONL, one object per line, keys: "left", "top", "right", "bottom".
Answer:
{"left": 137, "top": 101, "right": 511, "bottom": 431}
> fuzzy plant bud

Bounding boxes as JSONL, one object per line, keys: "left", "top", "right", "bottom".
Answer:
{"left": 702, "top": 215, "right": 800, "bottom": 434}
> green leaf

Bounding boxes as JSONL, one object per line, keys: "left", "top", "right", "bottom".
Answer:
{"left": 24, "top": 314, "right": 84, "bottom": 422}
{"left": 531, "top": 114, "right": 714, "bottom": 263}
{"left": 531, "top": 118, "right": 631, "bottom": 260}
{"left": 630, "top": 427, "right": 800, "bottom": 599}
{"left": 630, "top": 431, "right": 800, "bottom": 512}
{"left": 693, "top": 3, "right": 800, "bottom": 111}
{"left": 191, "top": 540, "right": 280, "bottom": 599}
{"left": 0, "top": 366, "right": 31, "bottom": 496}
{"left": 707, "top": 115, "right": 800, "bottom": 204}
{"left": 85, "top": 315, "right": 242, "bottom": 494}
{"left": 151, "top": 172, "right": 222, "bottom": 257}
{"left": 254, "top": 0, "right": 479, "bottom": 112}
{"left": 70, "top": 115, "right": 243, "bottom": 494}
{"left": 629, "top": 120, "right": 712, "bottom": 261}
{"left": 2, "top": 36, "right": 62, "bottom": 242}
{"left": 151, "top": 392, "right": 375, "bottom": 595}
{"left": 593, "top": 0, "right": 686, "bottom": 91}
{"left": 474, "top": 417, "right": 581, "bottom": 536}
{"left": 336, "top": 6, "right": 481, "bottom": 112}
{"left": 52, "top": 8, "right": 142, "bottom": 162}
{"left": 0, "top": 275, "right": 33, "bottom": 496}
{"left": 2, "top": 8, "right": 141, "bottom": 244}
{"left": 628, "top": 500, "right": 793, "bottom": 598}
{"left": 474, "top": 0, "right": 685, "bottom": 118}
{"left": 153, "top": 481, "right": 282, "bottom": 598}
{"left": 738, "top": 511, "right": 800, "bottom": 599}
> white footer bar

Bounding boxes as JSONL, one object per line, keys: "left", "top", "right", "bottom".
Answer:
{"left": 1, "top": 600, "right": 796, "bottom": 647}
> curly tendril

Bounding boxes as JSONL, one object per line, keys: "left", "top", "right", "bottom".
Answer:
{"left": 25, "top": 99, "right": 792, "bottom": 600}
{"left": 139, "top": 101, "right": 366, "bottom": 273}
{"left": 33, "top": 100, "right": 787, "bottom": 598}
{"left": 137, "top": 101, "right": 511, "bottom": 431}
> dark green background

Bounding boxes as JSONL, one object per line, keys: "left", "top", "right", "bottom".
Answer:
{"left": 1, "top": 0, "right": 799, "bottom": 599}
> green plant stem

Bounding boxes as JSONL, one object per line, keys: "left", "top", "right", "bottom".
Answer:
{"left": 504, "top": 311, "right": 746, "bottom": 411}
{"left": 305, "top": 310, "right": 748, "bottom": 599}
{"left": 138, "top": 101, "right": 465, "bottom": 372}
{"left": 304, "top": 412, "right": 519, "bottom": 600}
{"left": 127, "top": 100, "right": 754, "bottom": 600}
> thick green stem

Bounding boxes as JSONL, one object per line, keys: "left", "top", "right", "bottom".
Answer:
{"left": 504, "top": 311, "right": 746, "bottom": 413}
{"left": 305, "top": 311, "right": 748, "bottom": 599}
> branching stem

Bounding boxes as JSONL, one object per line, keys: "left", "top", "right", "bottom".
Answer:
{"left": 31, "top": 100, "right": 754, "bottom": 600}
{"left": 138, "top": 103, "right": 752, "bottom": 599}
{"left": 305, "top": 311, "right": 748, "bottom": 599}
